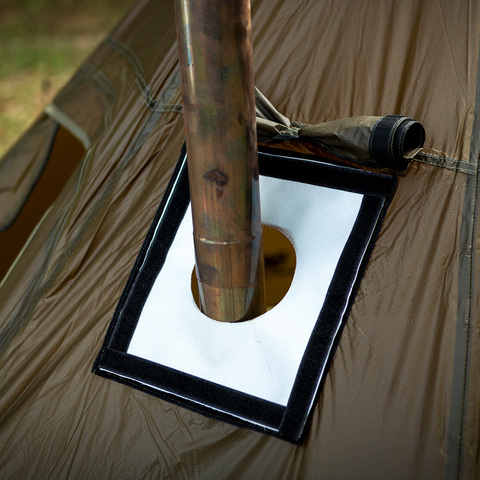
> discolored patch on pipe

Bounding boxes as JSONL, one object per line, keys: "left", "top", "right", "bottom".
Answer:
{"left": 195, "top": 262, "right": 218, "bottom": 285}
{"left": 203, "top": 167, "right": 229, "bottom": 198}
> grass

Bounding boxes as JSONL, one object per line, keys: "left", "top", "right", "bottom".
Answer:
{"left": 0, "top": 0, "right": 135, "bottom": 157}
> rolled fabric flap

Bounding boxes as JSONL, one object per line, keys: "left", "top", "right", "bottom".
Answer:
{"left": 255, "top": 88, "right": 425, "bottom": 171}
{"left": 368, "top": 115, "right": 426, "bottom": 170}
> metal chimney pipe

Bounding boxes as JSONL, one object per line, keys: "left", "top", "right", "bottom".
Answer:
{"left": 174, "top": 0, "right": 266, "bottom": 321}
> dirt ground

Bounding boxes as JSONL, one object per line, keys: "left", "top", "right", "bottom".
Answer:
{"left": 0, "top": 0, "right": 135, "bottom": 158}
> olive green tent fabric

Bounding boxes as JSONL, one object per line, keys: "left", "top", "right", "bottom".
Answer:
{"left": 255, "top": 88, "right": 425, "bottom": 169}
{"left": 0, "top": 0, "right": 479, "bottom": 479}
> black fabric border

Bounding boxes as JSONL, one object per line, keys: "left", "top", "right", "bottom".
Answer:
{"left": 98, "top": 349, "right": 284, "bottom": 430}
{"left": 93, "top": 144, "right": 396, "bottom": 443}
{"left": 93, "top": 145, "right": 189, "bottom": 364}
{"left": 280, "top": 195, "right": 388, "bottom": 442}
{"left": 109, "top": 154, "right": 190, "bottom": 352}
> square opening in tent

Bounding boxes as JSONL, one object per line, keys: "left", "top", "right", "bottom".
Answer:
{"left": 93, "top": 145, "right": 396, "bottom": 443}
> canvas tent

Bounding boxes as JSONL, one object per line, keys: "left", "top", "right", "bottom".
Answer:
{"left": 0, "top": 0, "right": 479, "bottom": 478}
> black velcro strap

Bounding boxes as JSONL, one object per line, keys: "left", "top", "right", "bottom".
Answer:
{"left": 369, "top": 115, "right": 425, "bottom": 170}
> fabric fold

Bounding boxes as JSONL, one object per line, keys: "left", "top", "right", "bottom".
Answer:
{"left": 255, "top": 87, "right": 425, "bottom": 170}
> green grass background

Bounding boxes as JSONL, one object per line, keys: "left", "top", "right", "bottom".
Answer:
{"left": 0, "top": 0, "right": 135, "bottom": 157}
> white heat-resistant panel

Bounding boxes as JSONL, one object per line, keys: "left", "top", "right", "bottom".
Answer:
{"left": 127, "top": 175, "right": 363, "bottom": 406}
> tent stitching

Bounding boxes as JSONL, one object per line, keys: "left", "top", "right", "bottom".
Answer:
{"left": 446, "top": 160, "right": 478, "bottom": 480}
{"left": 153, "top": 67, "right": 182, "bottom": 112}
{"left": 104, "top": 35, "right": 156, "bottom": 109}
{"left": 80, "top": 63, "right": 116, "bottom": 100}
{"left": 444, "top": 37, "right": 480, "bottom": 480}
{"left": 415, "top": 153, "right": 476, "bottom": 175}
{"left": 154, "top": 104, "right": 183, "bottom": 114}
{"left": 75, "top": 63, "right": 117, "bottom": 128}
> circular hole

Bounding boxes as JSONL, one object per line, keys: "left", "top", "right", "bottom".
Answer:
{"left": 263, "top": 225, "right": 297, "bottom": 310}
{"left": 402, "top": 121, "right": 425, "bottom": 157}
{"left": 191, "top": 225, "right": 296, "bottom": 316}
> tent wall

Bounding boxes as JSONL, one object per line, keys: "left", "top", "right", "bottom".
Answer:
{"left": 0, "top": 124, "right": 85, "bottom": 280}
{"left": 0, "top": 0, "right": 479, "bottom": 478}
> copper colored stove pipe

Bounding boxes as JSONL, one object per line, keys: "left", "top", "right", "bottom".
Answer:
{"left": 174, "top": 0, "right": 266, "bottom": 322}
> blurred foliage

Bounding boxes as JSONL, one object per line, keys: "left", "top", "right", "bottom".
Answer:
{"left": 0, "top": 0, "right": 135, "bottom": 157}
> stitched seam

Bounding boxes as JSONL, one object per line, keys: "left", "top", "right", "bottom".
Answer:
{"left": 415, "top": 153, "right": 476, "bottom": 175}
{"left": 80, "top": 63, "right": 116, "bottom": 99}
{"left": 154, "top": 104, "right": 183, "bottom": 114}
{"left": 105, "top": 35, "right": 157, "bottom": 109}
{"left": 458, "top": 163, "right": 478, "bottom": 478}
